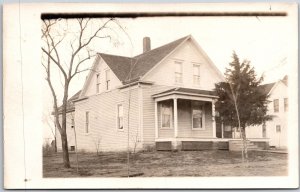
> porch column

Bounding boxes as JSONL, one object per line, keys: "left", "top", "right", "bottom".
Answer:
{"left": 221, "top": 121, "right": 224, "bottom": 138}
{"left": 173, "top": 98, "right": 178, "bottom": 138}
{"left": 155, "top": 100, "right": 158, "bottom": 139}
{"left": 212, "top": 100, "right": 217, "bottom": 138}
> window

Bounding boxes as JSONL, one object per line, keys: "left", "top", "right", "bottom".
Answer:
{"left": 85, "top": 111, "right": 89, "bottom": 133}
{"left": 276, "top": 125, "right": 281, "bottom": 133}
{"left": 174, "top": 61, "right": 183, "bottom": 83}
{"left": 117, "top": 104, "right": 124, "bottom": 130}
{"left": 71, "top": 118, "right": 75, "bottom": 128}
{"left": 284, "top": 98, "right": 288, "bottom": 112}
{"left": 105, "top": 70, "right": 110, "bottom": 90}
{"left": 192, "top": 101, "right": 205, "bottom": 130}
{"left": 273, "top": 99, "right": 279, "bottom": 112}
{"left": 161, "top": 102, "right": 172, "bottom": 128}
{"left": 262, "top": 123, "right": 266, "bottom": 138}
{"left": 70, "top": 146, "right": 75, "bottom": 151}
{"left": 96, "top": 73, "right": 100, "bottom": 93}
{"left": 193, "top": 64, "right": 200, "bottom": 85}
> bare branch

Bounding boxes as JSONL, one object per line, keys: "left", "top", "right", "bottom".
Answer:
{"left": 41, "top": 47, "right": 68, "bottom": 79}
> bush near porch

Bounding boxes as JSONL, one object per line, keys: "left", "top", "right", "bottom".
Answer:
{"left": 43, "top": 150, "right": 287, "bottom": 177}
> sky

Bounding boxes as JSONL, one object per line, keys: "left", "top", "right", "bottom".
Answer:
{"left": 43, "top": 15, "right": 291, "bottom": 141}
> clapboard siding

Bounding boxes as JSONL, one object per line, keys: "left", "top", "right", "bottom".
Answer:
{"left": 74, "top": 87, "right": 141, "bottom": 152}
{"left": 56, "top": 112, "right": 76, "bottom": 151}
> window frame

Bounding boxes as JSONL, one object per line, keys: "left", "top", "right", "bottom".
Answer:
{"left": 85, "top": 111, "right": 89, "bottom": 134}
{"left": 174, "top": 61, "right": 183, "bottom": 84}
{"left": 284, "top": 98, "right": 288, "bottom": 112}
{"left": 276, "top": 125, "right": 281, "bottom": 133}
{"left": 71, "top": 118, "right": 75, "bottom": 129}
{"left": 160, "top": 102, "right": 173, "bottom": 129}
{"left": 105, "top": 69, "right": 111, "bottom": 90}
{"left": 191, "top": 101, "right": 205, "bottom": 130}
{"left": 96, "top": 73, "right": 101, "bottom": 93}
{"left": 273, "top": 99, "right": 279, "bottom": 113}
{"left": 116, "top": 103, "right": 124, "bottom": 131}
{"left": 193, "top": 63, "right": 201, "bottom": 85}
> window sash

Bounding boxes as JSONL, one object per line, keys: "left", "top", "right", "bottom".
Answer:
{"left": 284, "top": 98, "right": 288, "bottom": 112}
{"left": 274, "top": 99, "right": 279, "bottom": 112}
{"left": 106, "top": 70, "right": 110, "bottom": 90}
{"left": 276, "top": 125, "right": 281, "bottom": 133}
{"left": 96, "top": 74, "right": 100, "bottom": 93}
{"left": 192, "top": 102, "right": 204, "bottom": 129}
{"left": 174, "top": 62, "right": 182, "bottom": 83}
{"left": 71, "top": 118, "right": 75, "bottom": 128}
{"left": 117, "top": 104, "right": 123, "bottom": 129}
{"left": 161, "top": 103, "right": 172, "bottom": 128}
{"left": 85, "top": 112, "right": 89, "bottom": 133}
{"left": 192, "top": 109, "right": 203, "bottom": 129}
{"left": 193, "top": 64, "right": 200, "bottom": 85}
{"left": 175, "top": 73, "right": 182, "bottom": 83}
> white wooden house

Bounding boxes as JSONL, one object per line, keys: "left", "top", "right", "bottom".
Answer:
{"left": 55, "top": 35, "right": 270, "bottom": 152}
{"left": 246, "top": 76, "right": 288, "bottom": 149}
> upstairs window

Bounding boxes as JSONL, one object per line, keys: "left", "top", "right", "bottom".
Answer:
{"left": 174, "top": 61, "right": 183, "bottom": 83}
{"left": 85, "top": 111, "right": 89, "bottom": 133}
{"left": 105, "top": 69, "right": 110, "bottom": 90}
{"left": 284, "top": 98, "right": 288, "bottom": 112}
{"left": 273, "top": 99, "right": 279, "bottom": 112}
{"left": 192, "top": 101, "right": 205, "bottom": 130}
{"left": 193, "top": 64, "right": 200, "bottom": 85}
{"left": 276, "top": 125, "right": 281, "bottom": 133}
{"left": 96, "top": 73, "right": 100, "bottom": 93}
{"left": 161, "top": 102, "right": 172, "bottom": 128}
{"left": 117, "top": 104, "right": 124, "bottom": 130}
{"left": 71, "top": 118, "right": 75, "bottom": 128}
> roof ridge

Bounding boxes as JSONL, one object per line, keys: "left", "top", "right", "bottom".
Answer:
{"left": 133, "top": 35, "right": 190, "bottom": 59}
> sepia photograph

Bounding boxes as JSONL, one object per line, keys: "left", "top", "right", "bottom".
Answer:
{"left": 3, "top": 2, "right": 298, "bottom": 189}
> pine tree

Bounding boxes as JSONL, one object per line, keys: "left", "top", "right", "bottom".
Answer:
{"left": 215, "top": 52, "right": 272, "bottom": 159}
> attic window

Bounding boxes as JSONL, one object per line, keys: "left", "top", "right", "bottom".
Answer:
{"left": 193, "top": 64, "right": 200, "bottom": 85}
{"left": 273, "top": 99, "right": 279, "bottom": 112}
{"left": 105, "top": 70, "right": 110, "bottom": 90}
{"left": 284, "top": 98, "right": 288, "bottom": 112}
{"left": 96, "top": 73, "right": 100, "bottom": 93}
{"left": 71, "top": 118, "right": 75, "bottom": 128}
{"left": 174, "top": 61, "right": 183, "bottom": 83}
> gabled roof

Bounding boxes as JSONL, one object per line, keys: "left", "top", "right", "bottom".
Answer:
{"left": 282, "top": 75, "right": 288, "bottom": 86}
{"left": 258, "top": 83, "right": 276, "bottom": 95}
{"left": 99, "top": 35, "right": 190, "bottom": 84}
{"left": 258, "top": 75, "right": 288, "bottom": 96}
{"left": 57, "top": 90, "right": 81, "bottom": 114}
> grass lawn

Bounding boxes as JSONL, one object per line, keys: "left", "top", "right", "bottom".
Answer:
{"left": 43, "top": 150, "right": 288, "bottom": 177}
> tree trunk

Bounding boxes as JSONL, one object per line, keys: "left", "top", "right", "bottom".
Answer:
{"left": 241, "top": 127, "right": 248, "bottom": 160}
{"left": 61, "top": 131, "right": 70, "bottom": 168}
{"left": 54, "top": 138, "right": 57, "bottom": 153}
{"left": 60, "top": 84, "right": 71, "bottom": 168}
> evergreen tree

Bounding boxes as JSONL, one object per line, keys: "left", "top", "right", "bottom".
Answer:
{"left": 215, "top": 52, "right": 272, "bottom": 159}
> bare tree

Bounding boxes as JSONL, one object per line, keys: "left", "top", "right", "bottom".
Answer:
{"left": 92, "top": 136, "right": 102, "bottom": 156}
{"left": 41, "top": 18, "right": 122, "bottom": 168}
{"left": 131, "top": 132, "right": 140, "bottom": 154}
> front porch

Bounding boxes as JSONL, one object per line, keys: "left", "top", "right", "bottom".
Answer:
{"left": 153, "top": 88, "right": 218, "bottom": 142}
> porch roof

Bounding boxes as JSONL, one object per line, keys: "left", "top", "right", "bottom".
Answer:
{"left": 152, "top": 87, "right": 218, "bottom": 101}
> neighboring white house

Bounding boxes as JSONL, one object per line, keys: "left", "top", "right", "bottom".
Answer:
{"left": 246, "top": 76, "right": 288, "bottom": 149}
{"left": 55, "top": 35, "right": 271, "bottom": 152}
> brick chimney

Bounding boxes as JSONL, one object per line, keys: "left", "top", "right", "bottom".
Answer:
{"left": 143, "top": 37, "right": 151, "bottom": 53}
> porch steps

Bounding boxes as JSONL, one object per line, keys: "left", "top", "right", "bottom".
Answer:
{"left": 229, "top": 140, "right": 262, "bottom": 151}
